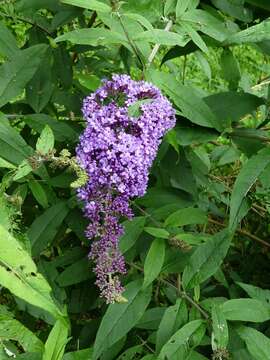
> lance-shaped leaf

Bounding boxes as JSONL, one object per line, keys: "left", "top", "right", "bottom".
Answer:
{"left": 0, "top": 225, "right": 66, "bottom": 322}
{"left": 0, "top": 44, "right": 47, "bottom": 108}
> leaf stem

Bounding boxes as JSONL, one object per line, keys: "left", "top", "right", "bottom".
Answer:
{"left": 147, "top": 19, "right": 173, "bottom": 66}
{"left": 129, "top": 262, "right": 209, "bottom": 320}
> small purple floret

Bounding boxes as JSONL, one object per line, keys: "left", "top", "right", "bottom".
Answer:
{"left": 76, "top": 74, "right": 175, "bottom": 303}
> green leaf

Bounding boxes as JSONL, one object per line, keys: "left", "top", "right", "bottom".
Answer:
{"left": 36, "top": 125, "right": 55, "bottom": 155}
{"left": 43, "top": 320, "right": 69, "bottom": 360}
{"left": 61, "top": 0, "right": 111, "bottom": 12}
{"left": 127, "top": 99, "right": 154, "bottom": 118}
{"left": 156, "top": 299, "right": 188, "bottom": 353}
{"left": 28, "top": 180, "right": 48, "bottom": 209}
{"left": 158, "top": 320, "right": 204, "bottom": 359}
{"left": 24, "top": 114, "right": 78, "bottom": 143}
{"left": 183, "top": 230, "right": 231, "bottom": 289}
{"left": 133, "top": 29, "right": 189, "bottom": 46}
{"left": 0, "top": 44, "right": 47, "bottom": 108}
{"left": 0, "top": 115, "right": 32, "bottom": 165}
{"left": 56, "top": 258, "right": 93, "bottom": 287}
{"left": 220, "top": 48, "right": 241, "bottom": 90}
{"left": 147, "top": 71, "right": 220, "bottom": 130}
{"left": 236, "top": 326, "right": 270, "bottom": 360}
{"left": 226, "top": 19, "right": 270, "bottom": 45}
{"left": 0, "top": 21, "right": 19, "bottom": 58}
{"left": 221, "top": 299, "right": 270, "bottom": 322}
{"left": 13, "top": 160, "right": 32, "bottom": 181}
{"left": 26, "top": 54, "right": 54, "bottom": 113}
{"left": 176, "top": 0, "right": 193, "bottom": 17}
{"left": 212, "top": 0, "right": 252, "bottom": 21}
{"left": 93, "top": 279, "right": 152, "bottom": 360}
{"left": 143, "top": 238, "right": 165, "bottom": 288}
{"left": 0, "top": 225, "right": 65, "bottom": 322}
{"left": 123, "top": 13, "right": 153, "bottom": 30}
{"left": 237, "top": 282, "right": 270, "bottom": 306}
{"left": 27, "top": 201, "right": 70, "bottom": 256}
{"left": 136, "top": 307, "right": 165, "bottom": 330}
{"left": 211, "top": 305, "right": 228, "bottom": 350}
{"left": 144, "top": 227, "right": 170, "bottom": 239}
{"left": 165, "top": 207, "right": 207, "bottom": 227}
{"left": 181, "top": 9, "right": 231, "bottom": 42}
{"left": 180, "top": 23, "right": 208, "bottom": 53}
{"left": 204, "top": 92, "right": 264, "bottom": 130}
{"left": 229, "top": 147, "right": 270, "bottom": 231}
{"left": 119, "top": 217, "right": 145, "bottom": 253}
{"left": 0, "top": 312, "right": 44, "bottom": 353}
{"left": 63, "top": 348, "right": 93, "bottom": 360}
{"left": 55, "top": 28, "right": 126, "bottom": 46}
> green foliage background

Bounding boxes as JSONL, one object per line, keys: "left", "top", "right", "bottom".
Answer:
{"left": 1, "top": 0, "right": 270, "bottom": 359}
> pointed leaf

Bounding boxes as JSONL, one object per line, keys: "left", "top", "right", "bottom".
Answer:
{"left": 183, "top": 230, "right": 231, "bottom": 289}
{"left": 143, "top": 238, "right": 165, "bottom": 288}
{"left": 0, "top": 44, "right": 47, "bottom": 108}
{"left": 93, "top": 279, "right": 152, "bottom": 360}
{"left": 229, "top": 147, "right": 270, "bottom": 231}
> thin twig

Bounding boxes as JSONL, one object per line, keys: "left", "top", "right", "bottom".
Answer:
{"left": 129, "top": 262, "right": 209, "bottom": 319}
{"left": 208, "top": 218, "right": 270, "bottom": 248}
{"left": 116, "top": 12, "right": 144, "bottom": 68}
{"left": 137, "top": 335, "right": 155, "bottom": 354}
{"left": 147, "top": 19, "right": 173, "bottom": 66}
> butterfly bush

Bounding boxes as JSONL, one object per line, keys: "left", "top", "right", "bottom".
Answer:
{"left": 76, "top": 74, "right": 175, "bottom": 303}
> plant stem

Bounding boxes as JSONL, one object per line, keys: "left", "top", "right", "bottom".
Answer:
{"left": 129, "top": 262, "right": 209, "bottom": 320}
{"left": 116, "top": 12, "right": 145, "bottom": 69}
{"left": 147, "top": 19, "right": 173, "bottom": 66}
{"left": 208, "top": 218, "right": 270, "bottom": 248}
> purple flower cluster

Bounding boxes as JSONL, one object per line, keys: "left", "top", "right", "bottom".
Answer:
{"left": 76, "top": 74, "right": 175, "bottom": 303}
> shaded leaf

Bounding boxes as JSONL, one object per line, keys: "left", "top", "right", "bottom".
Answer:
{"left": 143, "top": 238, "right": 165, "bottom": 288}
{"left": 27, "top": 201, "right": 70, "bottom": 256}
{"left": 93, "top": 279, "right": 152, "bottom": 360}
{"left": 0, "top": 45, "right": 47, "bottom": 108}
{"left": 183, "top": 230, "right": 231, "bottom": 289}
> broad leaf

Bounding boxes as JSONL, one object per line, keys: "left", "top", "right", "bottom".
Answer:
{"left": 0, "top": 44, "right": 47, "bottom": 108}
{"left": 143, "top": 238, "right": 165, "bottom": 288}
{"left": 93, "top": 279, "right": 152, "bottom": 360}
{"left": 61, "top": 0, "right": 111, "bottom": 12}
{"left": 36, "top": 125, "right": 55, "bottom": 155}
{"left": 221, "top": 299, "right": 270, "bottom": 322}
{"left": 55, "top": 28, "right": 127, "bottom": 46}
{"left": 0, "top": 21, "right": 19, "bottom": 58}
{"left": 226, "top": 19, "right": 270, "bottom": 45}
{"left": 183, "top": 230, "right": 231, "bottom": 289}
{"left": 0, "top": 311, "right": 44, "bottom": 353}
{"left": 165, "top": 207, "right": 207, "bottom": 227}
{"left": 229, "top": 147, "right": 270, "bottom": 231}
{"left": 144, "top": 227, "right": 170, "bottom": 239}
{"left": 211, "top": 305, "right": 228, "bottom": 350}
{"left": 0, "top": 225, "right": 65, "bottom": 322}
{"left": 236, "top": 326, "right": 270, "bottom": 360}
{"left": 27, "top": 201, "right": 70, "bottom": 256}
{"left": 133, "top": 29, "right": 189, "bottom": 46}
{"left": 0, "top": 115, "right": 32, "bottom": 165}
{"left": 43, "top": 320, "right": 69, "bottom": 360}
{"left": 156, "top": 299, "right": 188, "bottom": 353}
{"left": 237, "top": 282, "right": 270, "bottom": 306}
{"left": 158, "top": 320, "right": 204, "bottom": 359}
{"left": 119, "top": 217, "right": 145, "bottom": 253}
